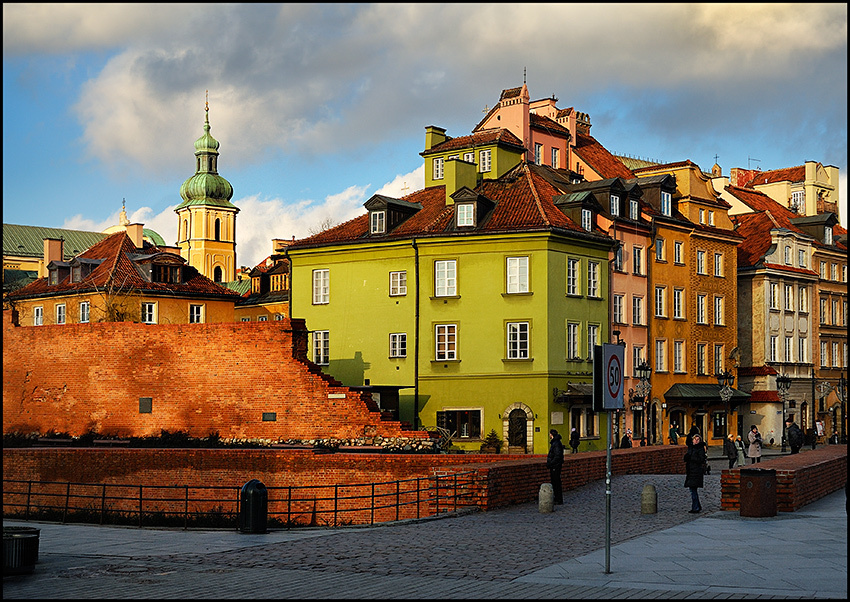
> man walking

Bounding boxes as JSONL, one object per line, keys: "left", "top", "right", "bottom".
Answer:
{"left": 786, "top": 417, "right": 803, "bottom": 454}
{"left": 547, "top": 429, "right": 565, "bottom": 505}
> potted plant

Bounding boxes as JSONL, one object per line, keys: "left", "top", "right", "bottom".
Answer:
{"left": 480, "top": 429, "right": 502, "bottom": 454}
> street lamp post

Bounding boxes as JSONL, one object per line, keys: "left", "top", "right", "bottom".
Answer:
{"left": 635, "top": 361, "right": 652, "bottom": 444}
{"left": 776, "top": 374, "right": 792, "bottom": 453}
{"left": 836, "top": 375, "right": 847, "bottom": 443}
{"left": 716, "top": 369, "right": 735, "bottom": 437}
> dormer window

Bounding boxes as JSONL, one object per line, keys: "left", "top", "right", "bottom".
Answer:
{"left": 825, "top": 226, "right": 833, "bottom": 245}
{"left": 610, "top": 194, "right": 620, "bottom": 217}
{"left": 72, "top": 265, "right": 82, "bottom": 283}
{"left": 581, "top": 208, "right": 593, "bottom": 232}
{"left": 49, "top": 270, "right": 58, "bottom": 286}
{"left": 370, "top": 210, "right": 386, "bottom": 234}
{"left": 152, "top": 264, "right": 182, "bottom": 284}
{"left": 456, "top": 203, "right": 475, "bottom": 227}
{"left": 661, "top": 191, "right": 672, "bottom": 216}
{"left": 433, "top": 157, "right": 444, "bottom": 180}
{"left": 629, "top": 198, "right": 639, "bottom": 220}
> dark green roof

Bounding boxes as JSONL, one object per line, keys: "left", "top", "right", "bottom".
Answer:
{"left": 2, "top": 224, "right": 107, "bottom": 259}
{"left": 663, "top": 383, "right": 750, "bottom": 401}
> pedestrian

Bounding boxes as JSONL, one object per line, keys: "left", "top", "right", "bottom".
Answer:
{"left": 830, "top": 430, "right": 840, "bottom": 445}
{"left": 785, "top": 418, "right": 803, "bottom": 454}
{"left": 686, "top": 425, "right": 707, "bottom": 454}
{"left": 620, "top": 429, "right": 632, "bottom": 448}
{"left": 569, "top": 427, "right": 580, "bottom": 453}
{"left": 747, "top": 425, "right": 762, "bottom": 463}
{"left": 723, "top": 433, "right": 737, "bottom": 469}
{"left": 547, "top": 429, "right": 565, "bottom": 505}
{"left": 684, "top": 433, "right": 706, "bottom": 513}
{"left": 669, "top": 422, "right": 680, "bottom": 445}
{"left": 735, "top": 435, "right": 747, "bottom": 467}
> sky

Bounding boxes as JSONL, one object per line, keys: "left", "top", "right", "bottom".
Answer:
{"left": 3, "top": 3, "right": 847, "bottom": 270}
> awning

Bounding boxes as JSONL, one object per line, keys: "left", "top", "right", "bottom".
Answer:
{"left": 663, "top": 383, "right": 750, "bottom": 405}
{"left": 554, "top": 383, "right": 593, "bottom": 405}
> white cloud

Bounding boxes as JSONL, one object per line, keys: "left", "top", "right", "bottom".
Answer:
{"left": 375, "top": 165, "right": 425, "bottom": 198}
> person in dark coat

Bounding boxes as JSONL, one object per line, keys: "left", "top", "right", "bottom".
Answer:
{"left": 747, "top": 425, "right": 762, "bottom": 463}
{"left": 620, "top": 429, "right": 632, "bottom": 448}
{"left": 684, "top": 433, "right": 707, "bottom": 513}
{"left": 785, "top": 418, "right": 803, "bottom": 454}
{"left": 723, "top": 433, "right": 737, "bottom": 469}
{"left": 547, "top": 429, "right": 565, "bottom": 505}
{"left": 669, "top": 423, "right": 680, "bottom": 445}
{"left": 569, "top": 427, "right": 580, "bottom": 454}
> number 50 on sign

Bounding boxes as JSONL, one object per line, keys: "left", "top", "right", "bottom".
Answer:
{"left": 593, "top": 343, "right": 624, "bottom": 411}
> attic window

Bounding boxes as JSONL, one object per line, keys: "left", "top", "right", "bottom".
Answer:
{"left": 457, "top": 203, "right": 475, "bottom": 227}
{"left": 610, "top": 195, "right": 620, "bottom": 217}
{"left": 661, "top": 191, "right": 672, "bottom": 217}
{"left": 630, "top": 198, "right": 639, "bottom": 220}
{"left": 581, "top": 208, "right": 593, "bottom": 232}
{"left": 825, "top": 226, "right": 833, "bottom": 245}
{"left": 153, "top": 265, "right": 181, "bottom": 284}
{"left": 49, "top": 269, "right": 58, "bottom": 286}
{"left": 370, "top": 210, "right": 386, "bottom": 234}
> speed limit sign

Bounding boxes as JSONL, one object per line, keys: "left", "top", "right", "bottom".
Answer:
{"left": 594, "top": 343, "right": 624, "bottom": 410}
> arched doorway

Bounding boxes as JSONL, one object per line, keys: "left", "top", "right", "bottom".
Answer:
{"left": 508, "top": 409, "right": 527, "bottom": 449}
{"left": 502, "top": 402, "right": 534, "bottom": 453}
{"left": 213, "top": 266, "right": 223, "bottom": 282}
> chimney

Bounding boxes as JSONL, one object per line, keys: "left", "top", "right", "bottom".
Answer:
{"left": 126, "top": 223, "right": 145, "bottom": 248}
{"left": 43, "top": 237, "right": 64, "bottom": 269}
{"left": 424, "top": 125, "right": 447, "bottom": 151}
{"left": 575, "top": 111, "right": 591, "bottom": 135}
{"left": 444, "top": 157, "right": 477, "bottom": 205}
{"left": 272, "top": 238, "right": 292, "bottom": 253}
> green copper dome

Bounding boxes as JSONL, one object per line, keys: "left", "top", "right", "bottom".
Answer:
{"left": 177, "top": 106, "right": 237, "bottom": 210}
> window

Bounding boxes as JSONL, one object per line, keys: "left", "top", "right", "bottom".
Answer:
{"left": 784, "top": 285, "right": 794, "bottom": 311}
{"left": 610, "top": 194, "right": 620, "bottom": 217}
{"left": 258, "top": 316, "right": 268, "bottom": 322}
{"left": 630, "top": 198, "right": 639, "bottom": 220}
{"left": 633, "top": 246, "right": 643, "bottom": 275}
{"left": 534, "top": 143, "right": 543, "bottom": 165}
{"left": 274, "top": 314, "right": 284, "bottom": 320}
{"left": 696, "top": 250, "right": 706, "bottom": 274}
{"left": 437, "top": 410, "right": 481, "bottom": 439}
{"left": 141, "top": 302, "right": 157, "bottom": 324}
{"left": 831, "top": 263, "right": 838, "bottom": 281}
{"left": 655, "top": 238, "right": 665, "bottom": 261}
{"left": 699, "top": 208, "right": 705, "bottom": 224}
{"left": 825, "top": 226, "right": 833, "bottom": 245}
{"left": 506, "top": 257, "right": 529, "bottom": 294}
{"left": 390, "top": 271, "right": 407, "bottom": 296}
{"left": 770, "top": 336, "right": 779, "bottom": 363}
{"left": 714, "top": 296, "right": 724, "bottom": 325}
{"left": 674, "top": 241, "right": 683, "bottom": 264}
{"left": 79, "top": 301, "right": 90, "bottom": 324}
{"left": 714, "top": 344, "right": 724, "bottom": 375}
{"left": 390, "top": 333, "right": 407, "bottom": 358}
{"left": 370, "top": 210, "right": 386, "bottom": 234}
{"left": 587, "top": 261, "right": 600, "bottom": 298}
{"left": 479, "top": 149, "right": 491, "bottom": 172}
{"left": 708, "top": 210, "right": 715, "bottom": 226}
{"left": 798, "top": 337, "right": 808, "bottom": 364}
{"left": 567, "top": 323, "right": 579, "bottom": 359}
{"left": 714, "top": 252, "right": 723, "bottom": 277}
{"left": 673, "top": 288, "right": 684, "bottom": 319}
{"left": 673, "top": 341, "right": 685, "bottom": 373}
{"left": 551, "top": 147, "right": 559, "bottom": 168}
{"left": 72, "top": 265, "right": 81, "bottom": 283}
{"left": 507, "top": 322, "right": 530, "bottom": 359}
{"left": 661, "top": 191, "right": 672, "bottom": 216}
{"left": 821, "top": 341, "right": 829, "bottom": 367}
{"left": 799, "top": 286, "right": 808, "bottom": 313}
{"left": 433, "top": 157, "right": 444, "bottom": 180}
{"left": 313, "top": 331, "right": 330, "bottom": 365}
{"left": 696, "top": 343, "right": 707, "bottom": 375}
{"left": 435, "top": 260, "right": 457, "bottom": 297}
{"left": 189, "top": 304, "right": 204, "bottom": 324}
{"left": 655, "top": 286, "right": 667, "bottom": 317}
{"left": 435, "top": 324, "right": 457, "bottom": 360}
{"left": 770, "top": 283, "right": 780, "bottom": 310}
{"left": 784, "top": 245, "right": 792, "bottom": 265}
{"left": 655, "top": 339, "right": 667, "bottom": 372}
{"left": 312, "top": 269, "right": 329, "bottom": 304}
{"left": 798, "top": 249, "right": 807, "bottom": 268}
{"left": 55, "top": 304, "right": 66, "bottom": 325}
{"left": 613, "top": 294, "right": 625, "bottom": 324}
{"left": 463, "top": 151, "right": 474, "bottom": 163}
{"left": 581, "top": 208, "right": 592, "bottom": 231}
{"left": 820, "top": 261, "right": 827, "bottom": 279}
{"left": 712, "top": 413, "right": 727, "bottom": 439}
{"left": 456, "top": 203, "right": 474, "bottom": 227}
{"left": 820, "top": 298, "right": 828, "bottom": 323}
{"left": 567, "top": 258, "right": 580, "bottom": 295}
{"left": 696, "top": 294, "right": 707, "bottom": 324}
{"left": 632, "top": 296, "right": 644, "bottom": 326}
{"left": 791, "top": 189, "right": 804, "bottom": 212}
{"left": 843, "top": 265, "right": 847, "bottom": 282}
{"left": 613, "top": 245, "right": 624, "bottom": 271}
{"left": 153, "top": 264, "right": 181, "bottom": 284}
{"left": 632, "top": 346, "right": 645, "bottom": 377}
{"left": 587, "top": 324, "right": 599, "bottom": 360}
{"left": 784, "top": 336, "right": 793, "bottom": 363}
{"left": 241, "top": 317, "right": 251, "bottom": 322}
{"left": 832, "top": 299, "right": 839, "bottom": 325}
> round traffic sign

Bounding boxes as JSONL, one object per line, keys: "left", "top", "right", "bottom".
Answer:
{"left": 606, "top": 353, "right": 622, "bottom": 400}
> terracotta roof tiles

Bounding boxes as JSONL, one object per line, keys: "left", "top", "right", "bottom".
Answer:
{"left": 573, "top": 132, "right": 635, "bottom": 179}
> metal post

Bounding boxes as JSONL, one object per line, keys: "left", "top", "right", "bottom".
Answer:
{"left": 605, "top": 410, "right": 612, "bottom": 574}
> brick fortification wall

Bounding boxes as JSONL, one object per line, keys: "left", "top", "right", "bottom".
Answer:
{"left": 2, "top": 310, "right": 429, "bottom": 448}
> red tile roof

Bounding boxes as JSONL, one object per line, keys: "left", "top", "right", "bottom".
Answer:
{"left": 745, "top": 166, "right": 805, "bottom": 187}
{"left": 739, "top": 366, "right": 778, "bottom": 376}
{"left": 746, "top": 390, "right": 781, "bottom": 402}
{"left": 421, "top": 128, "right": 525, "bottom": 156}
{"left": 573, "top": 132, "right": 635, "bottom": 179}
{"left": 529, "top": 113, "right": 571, "bottom": 137}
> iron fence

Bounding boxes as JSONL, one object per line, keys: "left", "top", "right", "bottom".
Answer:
{"left": 2, "top": 472, "right": 477, "bottom": 529}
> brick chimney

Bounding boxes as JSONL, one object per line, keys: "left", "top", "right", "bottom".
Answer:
{"left": 126, "top": 223, "right": 145, "bottom": 248}
{"left": 43, "top": 238, "right": 64, "bottom": 276}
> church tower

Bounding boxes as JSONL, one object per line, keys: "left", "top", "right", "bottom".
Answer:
{"left": 176, "top": 95, "right": 238, "bottom": 283}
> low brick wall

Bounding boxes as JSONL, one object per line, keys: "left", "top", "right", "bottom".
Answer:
{"left": 720, "top": 445, "right": 847, "bottom": 512}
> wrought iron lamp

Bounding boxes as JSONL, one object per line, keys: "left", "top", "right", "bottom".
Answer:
{"left": 776, "top": 374, "right": 792, "bottom": 452}
{"left": 634, "top": 361, "right": 652, "bottom": 443}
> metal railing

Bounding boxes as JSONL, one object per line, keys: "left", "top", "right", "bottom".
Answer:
{"left": 2, "top": 472, "right": 477, "bottom": 529}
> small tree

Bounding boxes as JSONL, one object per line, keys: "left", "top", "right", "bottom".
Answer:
{"left": 480, "top": 429, "right": 503, "bottom": 453}
{"left": 91, "top": 274, "right": 142, "bottom": 322}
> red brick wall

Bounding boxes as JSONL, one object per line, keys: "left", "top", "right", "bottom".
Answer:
{"left": 720, "top": 446, "right": 847, "bottom": 512}
{"left": 2, "top": 311, "right": 428, "bottom": 447}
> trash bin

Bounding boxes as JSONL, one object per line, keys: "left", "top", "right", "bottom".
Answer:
{"left": 3, "top": 526, "right": 40, "bottom": 575}
{"left": 739, "top": 468, "right": 777, "bottom": 517}
{"left": 239, "top": 479, "right": 268, "bottom": 534}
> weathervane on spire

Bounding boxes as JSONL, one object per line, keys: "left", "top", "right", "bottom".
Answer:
{"left": 205, "top": 90, "right": 209, "bottom": 112}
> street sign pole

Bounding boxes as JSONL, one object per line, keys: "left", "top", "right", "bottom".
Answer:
{"left": 595, "top": 343, "right": 623, "bottom": 575}
{"left": 605, "top": 408, "right": 612, "bottom": 574}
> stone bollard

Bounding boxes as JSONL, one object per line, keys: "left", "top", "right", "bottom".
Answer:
{"left": 539, "top": 483, "right": 554, "bottom": 513}
{"left": 641, "top": 483, "right": 657, "bottom": 514}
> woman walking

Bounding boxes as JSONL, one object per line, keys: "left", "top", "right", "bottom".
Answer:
{"left": 684, "top": 433, "right": 707, "bottom": 513}
{"left": 723, "top": 433, "right": 737, "bottom": 469}
{"left": 735, "top": 435, "right": 747, "bottom": 467}
{"left": 747, "top": 425, "right": 762, "bottom": 464}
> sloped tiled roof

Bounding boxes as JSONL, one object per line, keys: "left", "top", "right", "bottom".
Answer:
{"left": 745, "top": 165, "right": 805, "bottom": 187}
{"left": 289, "top": 162, "right": 608, "bottom": 250}
{"left": 573, "top": 132, "right": 635, "bottom": 179}
{"left": 529, "top": 113, "right": 570, "bottom": 137}
{"left": 421, "top": 128, "right": 525, "bottom": 156}
{"left": 3, "top": 224, "right": 107, "bottom": 259}
{"left": 8, "top": 231, "right": 240, "bottom": 300}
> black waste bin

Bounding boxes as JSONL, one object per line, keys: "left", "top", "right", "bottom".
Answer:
{"left": 3, "top": 526, "right": 40, "bottom": 575}
{"left": 239, "top": 479, "right": 268, "bottom": 534}
{"left": 739, "top": 468, "right": 777, "bottom": 517}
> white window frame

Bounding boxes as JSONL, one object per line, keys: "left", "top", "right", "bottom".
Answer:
{"left": 390, "top": 271, "right": 407, "bottom": 296}
{"left": 832, "top": 342, "right": 841, "bottom": 367}
{"left": 673, "top": 340, "right": 685, "bottom": 373}
{"left": 632, "top": 295, "right": 644, "bottom": 326}
{"left": 587, "top": 261, "right": 600, "bottom": 298}
{"left": 661, "top": 191, "right": 672, "bottom": 216}
{"left": 655, "top": 339, "right": 667, "bottom": 372}
{"left": 370, "top": 210, "right": 386, "bottom": 234}
{"left": 141, "top": 302, "right": 157, "bottom": 325}
{"left": 613, "top": 294, "right": 625, "bottom": 324}
{"left": 610, "top": 194, "right": 620, "bottom": 217}
{"left": 567, "top": 323, "right": 580, "bottom": 360}
{"left": 696, "top": 294, "right": 707, "bottom": 324}
{"left": 632, "top": 346, "right": 645, "bottom": 378}
{"left": 630, "top": 198, "right": 639, "bottom": 220}
{"left": 312, "top": 269, "right": 330, "bottom": 304}
{"left": 463, "top": 151, "right": 474, "bottom": 163}
{"left": 55, "top": 303, "right": 66, "bottom": 325}
{"left": 456, "top": 203, "right": 474, "bottom": 227}
{"left": 820, "top": 261, "right": 827, "bottom": 279}
{"left": 433, "top": 157, "right": 444, "bottom": 180}
{"left": 389, "top": 333, "right": 407, "bottom": 358}
{"left": 258, "top": 315, "right": 268, "bottom": 322}
{"left": 189, "top": 304, "right": 204, "bottom": 324}
{"left": 581, "top": 208, "right": 592, "bottom": 232}
{"left": 655, "top": 286, "right": 666, "bottom": 318}
{"left": 708, "top": 210, "right": 715, "bottom": 226}
{"left": 696, "top": 343, "right": 707, "bottom": 375}
{"left": 79, "top": 301, "right": 90, "bottom": 324}
{"left": 506, "top": 257, "right": 529, "bottom": 294}
{"left": 770, "top": 336, "right": 779, "bottom": 363}
{"left": 825, "top": 226, "right": 833, "bottom": 245}
{"left": 714, "top": 252, "right": 723, "bottom": 277}
{"left": 435, "top": 324, "right": 457, "bottom": 360}
{"left": 674, "top": 241, "right": 683, "bottom": 264}
{"left": 479, "top": 149, "right": 491, "bottom": 173}
{"left": 435, "top": 260, "right": 457, "bottom": 297}
{"left": 587, "top": 324, "right": 599, "bottom": 360}
{"left": 784, "top": 285, "right": 794, "bottom": 311}
{"left": 551, "top": 147, "right": 559, "bottom": 168}
{"left": 313, "top": 330, "right": 330, "bottom": 365}
{"left": 832, "top": 299, "right": 839, "bottom": 325}
{"left": 714, "top": 296, "right": 724, "bottom": 326}
{"left": 798, "top": 337, "right": 808, "bottom": 364}
{"left": 699, "top": 208, "right": 705, "bottom": 224}
{"left": 33, "top": 306, "right": 43, "bottom": 326}
{"left": 798, "top": 249, "right": 807, "bottom": 268}
{"left": 507, "top": 322, "right": 530, "bottom": 360}
{"left": 534, "top": 143, "right": 543, "bottom": 165}
{"left": 673, "top": 288, "right": 684, "bottom": 319}
{"left": 770, "top": 283, "right": 780, "bottom": 310}
{"left": 784, "top": 336, "right": 793, "bottom": 363}
{"left": 714, "top": 344, "right": 724, "bottom": 375}
{"left": 799, "top": 286, "right": 808, "bottom": 312}
{"left": 633, "top": 246, "right": 643, "bottom": 275}
{"left": 696, "top": 250, "right": 706, "bottom": 274}
{"left": 567, "top": 258, "right": 580, "bottom": 295}
{"left": 655, "top": 238, "right": 665, "bottom": 262}
{"left": 820, "top": 341, "right": 829, "bottom": 367}
{"left": 831, "top": 263, "right": 838, "bottom": 281}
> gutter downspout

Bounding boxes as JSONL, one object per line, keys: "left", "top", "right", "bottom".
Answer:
{"left": 412, "top": 238, "right": 420, "bottom": 430}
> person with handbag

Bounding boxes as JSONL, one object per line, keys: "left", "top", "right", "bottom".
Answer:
{"left": 684, "top": 433, "right": 707, "bottom": 513}
{"left": 735, "top": 435, "right": 748, "bottom": 467}
{"left": 747, "top": 425, "right": 762, "bottom": 463}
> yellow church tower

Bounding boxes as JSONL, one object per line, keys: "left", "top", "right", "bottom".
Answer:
{"left": 176, "top": 95, "right": 238, "bottom": 283}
